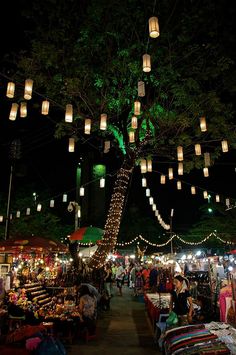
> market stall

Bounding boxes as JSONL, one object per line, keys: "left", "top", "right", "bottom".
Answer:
{"left": 144, "top": 292, "right": 170, "bottom": 330}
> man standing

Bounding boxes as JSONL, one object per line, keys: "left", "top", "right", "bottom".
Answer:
{"left": 115, "top": 262, "right": 125, "bottom": 296}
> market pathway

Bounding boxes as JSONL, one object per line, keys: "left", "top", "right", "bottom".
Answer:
{"left": 67, "top": 286, "right": 161, "bottom": 355}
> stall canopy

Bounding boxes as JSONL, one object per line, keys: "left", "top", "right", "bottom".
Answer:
{"left": 0, "top": 236, "right": 68, "bottom": 253}
{"left": 69, "top": 226, "right": 104, "bottom": 244}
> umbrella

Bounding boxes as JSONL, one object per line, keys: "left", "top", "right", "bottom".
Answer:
{"left": 0, "top": 236, "right": 68, "bottom": 253}
{"left": 69, "top": 226, "right": 104, "bottom": 243}
{"left": 79, "top": 245, "right": 98, "bottom": 257}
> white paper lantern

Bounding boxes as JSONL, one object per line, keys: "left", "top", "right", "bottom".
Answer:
{"left": 221, "top": 140, "right": 228, "bottom": 153}
{"left": 68, "top": 138, "right": 75, "bottom": 152}
{"left": 134, "top": 101, "right": 141, "bottom": 115}
{"left": 143, "top": 54, "right": 151, "bottom": 72}
{"left": 215, "top": 194, "right": 220, "bottom": 203}
{"left": 37, "top": 203, "right": 42, "bottom": 211}
{"left": 41, "top": 100, "right": 50, "bottom": 115}
{"left": 16, "top": 211, "right": 21, "bottom": 218}
{"left": 84, "top": 118, "right": 91, "bottom": 134}
{"left": 6, "top": 82, "right": 15, "bottom": 98}
{"left": 62, "top": 194, "right": 67, "bottom": 202}
{"left": 65, "top": 104, "right": 73, "bottom": 123}
{"left": 168, "top": 168, "right": 173, "bottom": 180}
{"left": 149, "top": 16, "right": 160, "bottom": 38}
{"left": 177, "top": 146, "right": 183, "bottom": 161}
{"left": 80, "top": 187, "right": 85, "bottom": 196}
{"left": 140, "top": 159, "right": 147, "bottom": 174}
{"left": 24, "top": 79, "right": 33, "bottom": 100}
{"left": 147, "top": 159, "right": 152, "bottom": 172}
{"left": 50, "top": 200, "right": 55, "bottom": 208}
{"left": 177, "top": 181, "right": 182, "bottom": 190}
{"left": 204, "top": 152, "right": 211, "bottom": 167}
{"left": 191, "top": 186, "right": 196, "bottom": 195}
{"left": 9, "top": 103, "right": 19, "bottom": 121}
{"left": 178, "top": 162, "right": 183, "bottom": 175}
{"left": 146, "top": 188, "right": 150, "bottom": 197}
{"left": 20, "top": 102, "right": 27, "bottom": 117}
{"left": 142, "top": 178, "right": 147, "bottom": 187}
{"left": 203, "top": 167, "right": 209, "bottom": 177}
{"left": 160, "top": 175, "right": 166, "bottom": 184}
{"left": 149, "top": 197, "right": 154, "bottom": 205}
{"left": 203, "top": 191, "right": 208, "bottom": 199}
{"left": 131, "top": 116, "right": 138, "bottom": 129}
{"left": 26, "top": 208, "right": 31, "bottom": 215}
{"left": 152, "top": 204, "right": 156, "bottom": 211}
{"left": 138, "top": 81, "right": 145, "bottom": 97}
{"left": 0, "top": 216, "right": 4, "bottom": 222}
{"left": 129, "top": 131, "right": 135, "bottom": 143}
{"left": 100, "top": 178, "right": 105, "bottom": 188}
{"left": 200, "top": 116, "right": 207, "bottom": 132}
{"left": 100, "top": 113, "right": 107, "bottom": 130}
{"left": 195, "top": 144, "right": 201, "bottom": 156}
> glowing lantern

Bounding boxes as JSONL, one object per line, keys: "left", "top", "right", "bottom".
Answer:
{"left": 20, "top": 102, "right": 27, "bottom": 117}
{"left": 191, "top": 186, "right": 196, "bottom": 195}
{"left": 203, "top": 167, "right": 209, "bottom": 177}
{"left": 160, "top": 175, "right": 166, "bottom": 184}
{"left": 200, "top": 116, "right": 207, "bottom": 132}
{"left": 80, "top": 187, "right": 85, "bottom": 196}
{"left": 100, "top": 113, "right": 107, "bottom": 130}
{"left": 140, "top": 159, "right": 147, "bottom": 174}
{"left": 221, "top": 140, "right": 228, "bottom": 153}
{"left": 195, "top": 144, "right": 201, "bottom": 156}
{"left": 62, "top": 194, "right": 67, "bottom": 202}
{"left": 129, "top": 131, "right": 135, "bottom": 143}
{"left": 16, "top": 211, "right": 21, "bottom": 218}
{"left": 168, "top": 168, "right": 173, "bottom": 180}
{"left": 149, "top": 197, "right": 154, "bottom": 205}
{"left": 177, "top": 181, "right": 182, "bottom": 190}
{"left": 149, "top": 16, "right": 160, "bottom": 38}
{"left": 9, "top": 103, "right": 19, "bottom": 121}
{"left": 100, "top": 178, "right": 105, "bottom": 188}
{"left": 147, "top": 159, "right": 152, "bottom": 172}
{"left": 0, "top": 216, "right": 3, "bottom": 222}
{"left": 177, "top": 146, "right": 183, "bottom": 161}
{"left": 134, "top": 101, "right": 141, "bottom": 115}
{"left": 204, "top": 152, "right": 211, "bottom": 167}
{"left": 178, "top": 162, "right": 183, "bottom": 175}
{"left": 84, "top": 118, "right": 91, "bottom": 134}
{"left": 50, "top": 200, "right": 55, "bottom": 208}
{"left": 152, "top": 204, "right": 156, "bottom": 211}
{"left": 216, "top": 194, "right": 220, "bottom": 203}
{"left": 24, "top": 79, "right": 33, "bottom": 100}
{"left": 203, "top": 191, "right": 208, "bottom": 199}
{"left": 142, "top": 54, "right": 151, "bottom": 72}
{"left": 41, "top": 100, "right": 50, "bottom": 115}
{"left": 6, "top": 82, "right": 15, "bottom": 98}
{"left": 68, "top": 138, "right": 75, "bottom": 152}
{"left": 142, "top": 178, "right": 147, "bottom": 187}
{"left": 37, "top": 203, "right": 42, "bottom": 212}
{"left": 65, "top": 104, "right": 73, "bottom": 123}
{"left": 131, "top": 116, "right": 138, "bottom": 129}
{"left": 138, "top": 81, "right": 145, "bottom": 97}
{"left": 26, "top": 208, "right": 31, "bottom": 215}
{"left": 146, "top": 188, "right": 150, "bottom": 197}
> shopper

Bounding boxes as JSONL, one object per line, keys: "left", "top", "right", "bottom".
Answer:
{"left": 115, "top": 262, "right": 125, "bottom": 296}
{"left": 78, "top": 285, "right": 97, "bottom": 335}
{"left": 104, "top": 263, "right": 113, "bottom": 298}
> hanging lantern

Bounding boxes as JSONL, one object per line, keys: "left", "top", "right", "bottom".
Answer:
{"left": 84, "top": 118, "right": 91, "bottom": 134}
{"left": 50, "top": 200, "right": 55, "bottom": 208}
{"left": 100, "top": 178, "right": 105, "bottom": 188}
{"left": 160, "top": 175, "right": 166, "bottom": 184}
{"left": 138, "top": 81, "right": 145, "bottom": 97}
{"left": 142, "top": 178, "right": 147, "bottom": 187}
{"left": 143, "top": 54, "right": 151, "bottom": 72}
{"left": 146, "top": 188, "right": 150, "bottom": 197}
{"left": 80, "top": 187, "right": 85, "bottom": 196}
{"left": 68, "top": 138, "right": 75, "bottom": 152}
{"left": 168, "top": 168, "right": 173, "bottom": 180}
{"left": 203, "top": 191, "right": 208, "bottom": 199}
{"left": 152, "top": 204, "right": 157, "bottom": 211}
{"left": 37, "top": 203, "right": 42, "bottom": 212}
{"left": 65, "top": 104, "right": 73, "bottom": 123}
{"left": 77, "top": 206, "right": 81, "bottom": 218}
{"left": 134, "top": 101, "right": 141, "bottom": 115}
{"left": 129, "top": 131, "right": 135, "bottom": 143}
{"left": 203, "top": 167, "right": 209, "bottom": 177}
{"left": 131, "top": 116, "right": 138, "bottom": 129}
{"left": 149, "top": 197, "right": 154, "bottom": 205}
{"left": 177, "top": 146, "right": 183, "bottom": 161}
{"left": 62, "top": 194, "right": 67, "bottom": 202}
{"left": 221, "top": 140, "right": 228, "bottom": 153}
{"left": 6, "top": 82, "right": 15, "bottom": 98}
{"left": 16, "top": 211, "right": 21, "bottom": 218}
{"left": 178, "top": 162, "right": 183, "bottom": 175}
{"left": 24, "top": 79, "right": 33, "bottom": 100}
{"left": 226, "top": 198, "right": 230, "bottom": 207}
{"left": 100, "top": 113, "right": 107, "bottom": 130}
{"left": 149, "top": 16, "right": 160, "bottom": 38}
{"left": 26, "top": 208, "right": 31, "bottom": 215}
{"left": 147, "top": 159, "right": 152, "bottom": 172}
{"left": 0, "top": 216, "right": 3, "bottom": 222}
{"left": 191, "top": 186, "right": 196, "bottom": 195}
{"left": 215, "top": 194, "right": 220, "bottom": 203}
{"left": 41, "top": 100, "right": 50, "bottom": 115}
{"left": 177, "top": 181, "right": 182, "bottom": 190}
{"left": 200, "top": 116, "right": 207, "bottom": 132}
{"left": 140, "top": 159, "right": 147, "bottom": 174}
{"left": 104, "top": 141, "right": 110, "bottom": 153}
{"left": 204, "top": 152, "right": 211, "bottom": 167}
{"left": 195, "top": 144, "right": 201, "bottom": 156}
{"left": 20, "top": 102, "right": 27, "bottom": 117}
{"left": 9, "top": 103, "right": 19, "bottom": 121}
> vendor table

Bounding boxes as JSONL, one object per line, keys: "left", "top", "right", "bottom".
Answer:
{"left": 144, "top": 292, "right": 170, "bottom": 330}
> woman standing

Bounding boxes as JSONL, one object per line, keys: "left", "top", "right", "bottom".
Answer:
{"left": 78, "top": 285, "right": 97, "bottom": 335}
{"left": 169, "top": 274, "right": 193, "bottom": 326}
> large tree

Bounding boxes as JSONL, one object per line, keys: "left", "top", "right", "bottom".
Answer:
{"left": 2, "top": 0, "right": 236, "bottom": 267}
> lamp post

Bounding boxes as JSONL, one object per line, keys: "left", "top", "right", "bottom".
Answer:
{"left": 170, "top": 208, "right": 174, "bottom": 255}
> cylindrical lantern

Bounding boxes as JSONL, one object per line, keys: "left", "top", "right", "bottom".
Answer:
{"left": 6, "top": 82, "right": 15, "bottom": 98}
{"left": 226, "top": 198, "right": 230, "bottom": 207}
{"left": 142, "top": 178, "right": 147, "bottom": 187}
{"left": 80, "top": 187, "right": 85, "bottom": 196}
{"left": 168, "top": 168, "right": 173, "bottom": 180}
{"left": 100, "top": 178, "right": 105, "bottom": 188}
{"left": 0, "top": 216, "right": 3, "bottom": 222}
{"left": 152, "top": 203, "right": 156, "bottom": 211}
{"left": 177, "top": 146, "right": 183, "bottom": 161}
{"left": 20, "top": 102, "right": 27, "bottom": 117}
{"left": 146, "top": 188, "right": 150, "bottom": 197}
{"left": 203, "top": 167, "right": 209, "bottom": 177}
{"left": 50, "top": 200, "right": 55, "bottom": 208}
{"left": 204, "top": 152, "right": 211, "bottom": 167}
{"left": 129, "top": 131, "right": 135, "bottom": 143}
{"left": 24, "top": 79, "right": 33, "bottom": 100}
{"left": 191, "top": 186, "right": 196, "bottom": 195}
{"left": 104, "top": 140, "right": 110, "bottom": 153}
{"left": 160, "top": 175, "right": 166, "bottom": 184}
{"left": 149, "top": 197, "right": 154, "bottom": 205}
{"left": 216, "top": 194, "right": 220, "bottom": 203}
{"left": 149, "top": 16, "right": 160, "bottom": 38}
{"left": 26, "top": 208, "right": 31, "bottom": 215}
{"left": 84, "top": 118, "right": 91, "bottom": 134}
{"left": 178, "top": 162, "right": 183, "bottom": 175}
{"left": 37, "top": 203, "right": 42, "bottom": 212}
{"left": 143, "top": 54, "right": 151, "bottom": 72}
{"left": 221, "top": 140, "right": 228, "bottom": 153}
{"left": 41, "top": 100, "right": 50, "bottom": 115}
{"left": 16, "top": 211, "right": 21, "bottom": 218}
{"left": 203, "top": 191, "right": 208, "bottom": 199}
{"left": 140, "top": 159, "right": 147, "bottom": 174}
{"left": 134, "top": 101, "right": 141, "bottom": 115}
{"left": 9, "top": 103, "right": 19, "bottom": 121}
{"left": 68, "top": 138, "right": 75, "bottom": 152}
{"left": 62, "top": 194, "right": 67, "bottom": 202}
{"left": 100, "top": 113, "right": 107, "bottom": 130}
{"left": 138, "top": 81, "right": 145, "bottom": 97}
{"left": 131, "top": 116, "right": 138, "bottom": 129}
{"left": 200, "top": 116, "right": 207, "bottom": 132}
{"left": 77, "top": 206, "right": 81, "bottom": 218}
{"left": 147, "top": 159, "right": 152, "bottom": 172}
{"left": 65, "top": 104, "right": 73, "bottom": 123}
{"left": 195, "top": 144, "right": 201, "bottom": 156}
{"left": 177, "top": 181, "right": 182, "bottom": 190}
